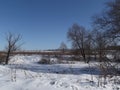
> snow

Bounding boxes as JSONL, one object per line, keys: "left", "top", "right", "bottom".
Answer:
{"left": 0, "top": 55, "right": 119, "bottom": 90}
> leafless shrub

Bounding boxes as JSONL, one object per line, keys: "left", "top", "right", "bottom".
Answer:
{"left": 5, "top": 32, "right": 23, "bottom": 64}
{"left": 39, "top": 59, "right": 50, "bottom": 64}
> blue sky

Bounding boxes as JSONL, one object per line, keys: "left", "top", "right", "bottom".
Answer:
{"left": 0, "top": 0, "right": 110, "bottom": 50}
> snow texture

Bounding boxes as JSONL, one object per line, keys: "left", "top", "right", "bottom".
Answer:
{"left": 0, "top": 55, "right": 119, "bottom": 90}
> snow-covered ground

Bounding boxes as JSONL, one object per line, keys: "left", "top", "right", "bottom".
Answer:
{"left": 0, "top": 55, "right": 119, "bottom": 90}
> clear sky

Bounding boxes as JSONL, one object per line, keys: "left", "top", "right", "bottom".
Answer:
{"left": 0, "top": 0, "right": 110, "bottom": 50}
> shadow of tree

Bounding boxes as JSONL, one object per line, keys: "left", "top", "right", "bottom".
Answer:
{"left": 8, "top": 64, "right": 100, "bottom": 75}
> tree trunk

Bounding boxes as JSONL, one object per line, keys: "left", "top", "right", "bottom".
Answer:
{"left": 81, "top": 49, "right": 86, "bottom": 62}
{"left": 5, "top": 49, "right": 10, "bottom": 64}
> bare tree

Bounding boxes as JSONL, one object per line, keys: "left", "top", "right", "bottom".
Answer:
{"left": 94, "top": 31, "right": 108, "bottom": 62}
{"left": 91, "top": 29, "right": 120, "bottom": 86}
{"left": 59, "top": 42, "right": 67, "bottom": 52}
{"left": 5, "top": 32, "right": 22, "bottom": 64}
{"left": 85, "top": 31, "right": 94, "bottom": 62}
{"left": 93, "top": 0, "right": 120, "bottom": 41}
{"left": 93, "top": 0, "right": 120, "bottom": 79}
{"left": 67, "top": 23, "right": 88, "bottom": 62}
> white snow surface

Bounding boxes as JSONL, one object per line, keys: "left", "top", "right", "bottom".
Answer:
{"left": 0, "top": 55, "right": 119, "bottom": 90}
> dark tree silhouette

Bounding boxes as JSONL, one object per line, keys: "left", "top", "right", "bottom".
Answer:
{"left": 5, "top": 32, "right": 22, "bottom": 64}
{"left": 93, "top": 0, "right": 120, "bottom": 40}
{"left": 67, "top": 23, "right": 88, "bottom": 62}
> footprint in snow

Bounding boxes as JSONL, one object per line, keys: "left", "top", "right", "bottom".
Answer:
{"left": 71, "top": 85, "right": 79, "bottom": 90}
{"left": 50, "top": 81, "right": 55, "bottom": 85}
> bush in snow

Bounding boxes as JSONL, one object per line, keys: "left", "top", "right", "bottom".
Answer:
{"left": 38, "top": 58, "right": 50, "bottom": 64}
